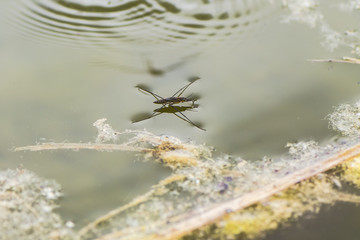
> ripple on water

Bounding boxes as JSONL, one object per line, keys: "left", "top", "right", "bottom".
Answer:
{"left": 9, "top": 0, "right": 276, "bottom": 53}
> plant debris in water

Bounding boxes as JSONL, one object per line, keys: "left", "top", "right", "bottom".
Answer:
{"left": 0, "top": 168, "right": 74, "bottom": 240}
{"left": 328, "top": 99, "right": 360, "bottom": 136}
{"left": 11, "top": 96, "right": 360, "bottom": 239}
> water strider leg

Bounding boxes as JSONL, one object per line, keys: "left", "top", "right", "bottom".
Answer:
{"left": 170, "top": 105, "right": 205, "bottom": 131}
{"left": 136, "top": 85, "right": 165, "bottom": 102}
{"left": 171, "top": 77, "right": 200, "bottom": 98}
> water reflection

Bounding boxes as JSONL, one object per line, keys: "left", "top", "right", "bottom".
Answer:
{"left": 133, "top": 78, "right": 205, "bottom": 130}
{"left": 11, "top": 0, "right": 275, "bottom": 54}
{"left": 131, "top": 105, "right": 205, "bottom": 131}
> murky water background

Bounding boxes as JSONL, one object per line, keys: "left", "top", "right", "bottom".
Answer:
{"left": 1, "top": 0, "right": 360, "bottom": 238}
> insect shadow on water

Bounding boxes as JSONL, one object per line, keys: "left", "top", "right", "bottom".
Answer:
{"left": 91, "top": 53, "right": 199, "bottom": 77}
{"left": 132, "top": 77, "right": 206, "bottom": 131}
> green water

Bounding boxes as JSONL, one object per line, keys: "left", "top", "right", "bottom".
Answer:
{"left": 1, "top": 0, "right": 360, "bottom": 238}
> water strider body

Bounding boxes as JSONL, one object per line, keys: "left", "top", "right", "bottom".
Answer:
{"left": 135, "top": 77, "right": 205, "bottom": 131}
{"left": 137, "top": 77, "right": 199, "bottom": 107}
{"left": 153, "top": 96, "right": 193, "bottom": 105}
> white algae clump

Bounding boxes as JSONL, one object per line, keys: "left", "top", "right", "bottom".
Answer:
{"left": 282, "top": 0, "right": 356, "bottom": 53}
{"left": 0, "top": 168, "right": 74, "bottom": 240}
{"left": 286, "top": 140, "right": 319, "bottom": 159}
{"left": 282, "top": 0, "right": 322, "bottom": 28}
{"left": 93, "top": 118, "right": 120, "bottom": 143}
{"left": 328, "top": 100, "right": 360, "bottom": 136}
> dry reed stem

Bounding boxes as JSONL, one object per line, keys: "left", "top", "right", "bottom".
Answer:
{"left": 128, "top": 142, "right": 360, "bottom": 240}
{"left": 14, "top": 143, "right": 150, "bottom": 153}
{"left": 77, "top": 190, "right": 155, "bottom": 239}
{"left": 77, "top": 174, "right": 187, "bottom": 239}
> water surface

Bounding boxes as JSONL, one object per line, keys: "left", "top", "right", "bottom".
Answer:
{"left": 1, "top": 0, "right": 360, "bottom": 237}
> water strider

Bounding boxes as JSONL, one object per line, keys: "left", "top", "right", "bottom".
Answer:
{"left": 134, "top": 77, "right": 205, "bottom": 131}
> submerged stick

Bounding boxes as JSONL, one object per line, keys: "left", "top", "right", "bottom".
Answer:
{"left": 14, "top": 143, "right": 150, "bottom": 153}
